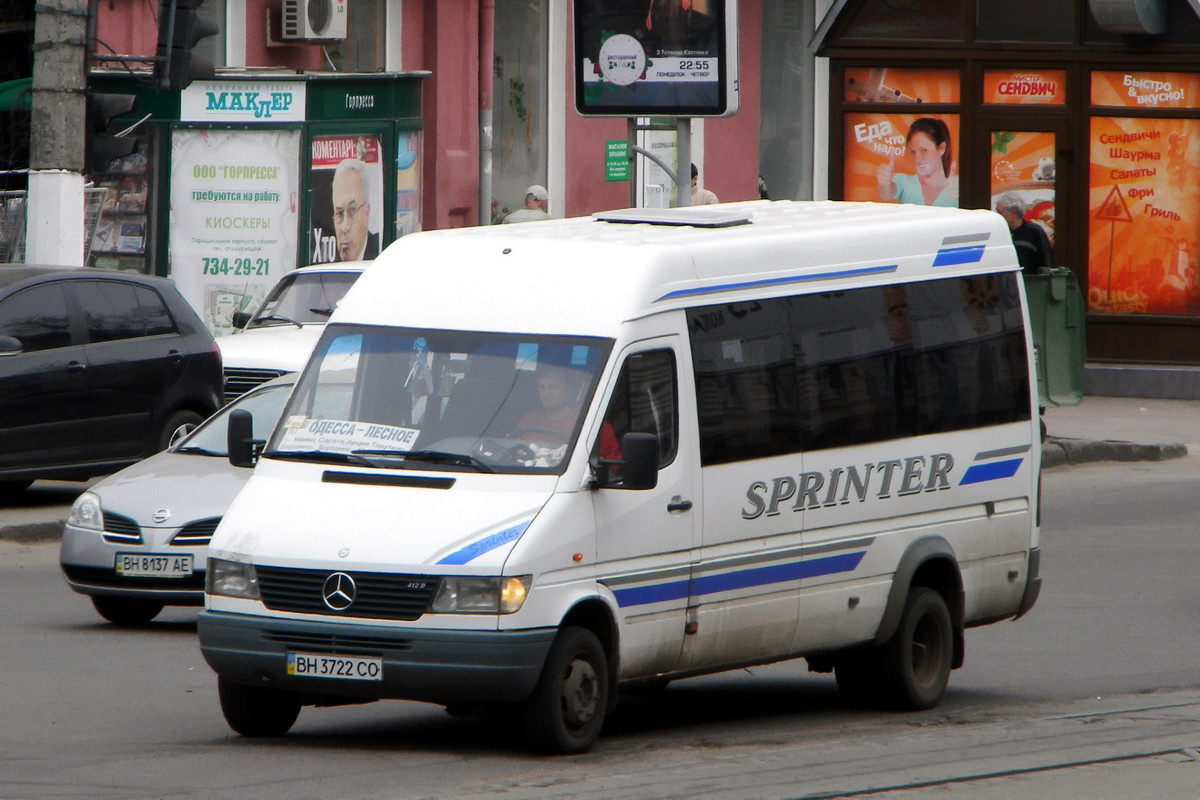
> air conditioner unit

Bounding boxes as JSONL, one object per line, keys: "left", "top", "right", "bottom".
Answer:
{"left": 281, "top": 0, "right": 347, "bottom": 42}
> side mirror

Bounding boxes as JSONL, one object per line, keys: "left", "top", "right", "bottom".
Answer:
{"left": 0, "top": 335, "right": 22, "bottom": 356}
{"left": 231, "top": 310, "right": 252, "bottom": 330}
{"left": 227, "top": 408, "right": 262, "bottom": 468}
{"left": 594, "top": 432, "right": 658, "bottom": 491}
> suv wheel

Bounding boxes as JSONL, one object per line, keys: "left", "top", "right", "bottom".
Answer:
{"left": 158, "top": 410, "right": 204, "bottom": 451}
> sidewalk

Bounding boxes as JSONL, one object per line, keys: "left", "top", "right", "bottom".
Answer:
{"left": 1041, "top": 395, "right": 1197, "bottom": 468}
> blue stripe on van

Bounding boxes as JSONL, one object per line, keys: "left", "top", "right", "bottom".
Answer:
{"left": 436, "top": 520, "right": 531, "bottom": 565}
{"left": 932, "top": 245, "right": 987, "bottom": 267}
{"left": 959, "top": 458, "right": 1023, "bottom": 485}
{"left": 611, "top": 551, "right": 867, "bottom": 608}
{"left": 654, "top": 264, "right": 898, "bottom": 303}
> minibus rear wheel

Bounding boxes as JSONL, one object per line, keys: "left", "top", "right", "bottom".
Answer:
{"left": 876, "top": 587, "right": 952, "bottom": 710}
{"left": 520, "top": 625, "right": 609, "bottom": 754}
{"left": 218, "top": 678, "right": 301, "bottom": 736}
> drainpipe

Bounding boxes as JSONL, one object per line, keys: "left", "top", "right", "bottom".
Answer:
{"left": 479, "top": 0, "right": 495, "bottom": 225}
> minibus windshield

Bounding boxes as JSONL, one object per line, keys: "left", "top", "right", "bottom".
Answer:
{"left": 266, "top": 324, "right": 612, "bottom": 474}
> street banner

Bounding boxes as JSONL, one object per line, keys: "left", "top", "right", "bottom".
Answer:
{"left": 169, "top": 129, "right": 300, "bottom": 334}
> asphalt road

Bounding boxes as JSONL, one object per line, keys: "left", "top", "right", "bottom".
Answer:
{"left": 2, "top": 455, "right": 1199, "bottom": 799}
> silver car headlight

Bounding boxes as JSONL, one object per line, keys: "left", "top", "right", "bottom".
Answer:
{"left": 67, "top": 492, "right": 103, "bottom": 531}
{"left": 206, "top": 558, "right": 261, "bottom": 600}
{"left": 431, "top": 575, "right": 531, "bottom": 614}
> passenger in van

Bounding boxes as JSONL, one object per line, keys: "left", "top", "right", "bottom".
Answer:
{"left": 515, "top": 365, "right": 620, "bottom": 459}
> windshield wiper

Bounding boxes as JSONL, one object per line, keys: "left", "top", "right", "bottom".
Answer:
{"left": 174, "top": 445, "right": 223, "bottom": 456}
{"left": 309, "top": 307, "right": 334, "bottom": 317}
{"left": 266, "top": 450, "right": 380, "bottom": 467}
{"left": 352, "top": 449, "right": 495, "bottom": 473}
{"left": 252, "top": 314, "right": 303, "bottom": 329}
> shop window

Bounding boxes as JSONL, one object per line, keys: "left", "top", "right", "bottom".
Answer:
{"left": 325, "top": 0, "right": 385, "bottom": 72}
{"left": 842, "top": 112, "right": 961, "bottom": 207}
{"left": 838, "top": 0, "right": 965, "bottom": 42}
{"left": 844, "top": 68, "right": 960, "bottom": 104}
{"left": 1087, "top": 116, "right": 1200, "bottom": 316}
{"left": 975, "top": 0, "right": 1073, "bottom": 42}
{"left": 490, "top": 0, "right": 549, "bottom": 223}
{"left": 89, "top": 135, "right": 151, "bottom": 274}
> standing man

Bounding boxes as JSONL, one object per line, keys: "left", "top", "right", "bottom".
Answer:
{"left": 503, "top": 185, "right": 551, "bottom": 223}
{"left": 332, "top": 158, "right": 380, "bottom": 261}
{"left": 691, "top": 163, "right": 719, "bottom": 205}
{"left": 995, "top": 192, "right": 1052, "bottom": 273}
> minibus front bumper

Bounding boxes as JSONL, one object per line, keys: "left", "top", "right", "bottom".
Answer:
{"left": 198, "top": 611, "right": 556, "bottom": 704}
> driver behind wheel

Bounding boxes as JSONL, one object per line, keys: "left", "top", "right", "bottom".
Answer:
{"left": 515, "top": 365, "right": 620, "bottom": 460}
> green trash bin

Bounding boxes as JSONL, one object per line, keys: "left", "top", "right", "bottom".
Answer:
{"left": 1023, "top": 267, "right": 1085, "bottom": 408}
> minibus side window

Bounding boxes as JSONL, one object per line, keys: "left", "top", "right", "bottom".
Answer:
{"left": 596, "top": 349, "right": 678, "bottom": 471}
{"left": 686, "top": 272, "right": 1030, "bottom": 467}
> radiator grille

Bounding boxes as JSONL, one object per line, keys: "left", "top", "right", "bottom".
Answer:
{"left": 102, "top": 513, "right": 141, "bottom": 544}
{"left": 172, "top": 517, "right": 221, "bottom": 546}
{"left": 255, "top": 566, "right": 439, "bottom": 621}
{"left": 223, "top": 368, "right": 290, "bottom": 403}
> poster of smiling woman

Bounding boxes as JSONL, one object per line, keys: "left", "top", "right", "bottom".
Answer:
{"left": 843, "top": 113, "right": 960, "bottom": 208}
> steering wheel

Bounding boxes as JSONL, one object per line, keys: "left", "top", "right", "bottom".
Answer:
{"left": 509, "top": 426, "right": 568, "bottom": 447}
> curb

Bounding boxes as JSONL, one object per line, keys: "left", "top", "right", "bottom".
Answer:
{"left": 0, "top": 520, "right": 65, "bottom": 543}
{"left": 1043, "top": 438, "right": 1189, "bottom": 469}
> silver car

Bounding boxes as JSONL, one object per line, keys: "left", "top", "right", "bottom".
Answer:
{"left": 59, "top": 376, "right": 294, "bottom": 624}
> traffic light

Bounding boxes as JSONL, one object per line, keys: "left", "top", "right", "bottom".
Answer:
{"left": 154, "top": 0, "right": 219, "bottom": 92}
{"left": 87, "top": 92, "right": 138, "bottom": 174}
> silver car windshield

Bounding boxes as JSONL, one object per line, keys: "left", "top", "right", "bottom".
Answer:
{"left": 267, "top": 325, "right": 612, "bottom": 474}
{"left": 248, "top": 271, "right": 360, "bottom": 327}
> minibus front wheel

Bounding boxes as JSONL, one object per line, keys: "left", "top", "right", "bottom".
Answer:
{"left": 218, "top": 678, "right": 301, "bottom": 737}
{"left": 520, "top": 625, "right": 609, "bottom": 754}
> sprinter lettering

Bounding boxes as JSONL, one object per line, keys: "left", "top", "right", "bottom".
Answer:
{"left": 741, "top": 452, "right": 954, "bottom": 519}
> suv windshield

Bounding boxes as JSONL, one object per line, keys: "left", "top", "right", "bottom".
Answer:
{"left": 267, "top": 325, "right": 612, "bottom": 474}
{"left": 247, "top": 271, "right": 360, "bottom": 327}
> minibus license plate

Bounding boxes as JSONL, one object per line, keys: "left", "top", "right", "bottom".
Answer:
{"left": 287, "top": 652, "right": 383, "bottom": 681}
{"left": 115, "top": 553, "right": 193, "bottom": 578}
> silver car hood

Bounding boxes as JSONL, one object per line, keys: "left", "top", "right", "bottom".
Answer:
{"left": 216, "top": 325, "right": 325, "bottom": 373}
{"left": 88, "top": 451, "right": 252, "bottom": 528}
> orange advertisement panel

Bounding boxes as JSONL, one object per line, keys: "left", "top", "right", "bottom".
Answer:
{"left": 989, "top": 131, "right": 1056, "bottom": 245}
{"left": 1088, "top": 117, "right": 1200, "bottom": 315}
{"left": 983, "top": 70, "right": 1066, "bottom": 105}
{"left": 843, "top": 68, "right": 959, "bottom": 104}
{"left": 1091, "top": 71, "right": 1200, "bottom": 110}
{"left": 843, "top": 113, "right": 960, "bottom": 207}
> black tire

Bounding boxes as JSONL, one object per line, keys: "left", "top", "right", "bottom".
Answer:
{"left": 876, "top": 587, "right": 953, "bottom": 710}
{"left": 218, "top": 678, "right": 301, "bottom": 737}
{"left": 520, "top": 626, "right": 609, "bottom": 755}
{"left": 158, "top": 410, "right": 204, "bottom": 451}
{"left": 91, "top": 596, "right": 164, "bottom": 625}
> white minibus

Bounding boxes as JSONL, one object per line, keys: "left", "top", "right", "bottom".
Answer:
{"left": 199, "top": 200, "right": 1042, "bottom": 753}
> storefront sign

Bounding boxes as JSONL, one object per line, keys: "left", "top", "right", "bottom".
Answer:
{"left": 180, "top": 81, "right": 307, "bottom": 122}
{"left": 842, "top": 113, "right": 960, "bottom": 207}
{"left": 843, "top": 68, "right": 959, "bottom": 104}
{"left": 169, "top": 129, "right": 301, "bottom": 333}
{"left": 605, "top": 140, "right": 630, "bottom": 181}
{"left": 1088, "top": 117, "right": 1200, "bottom": 315}
{"left": 309, "top": 134, "right": 385, "bottom": 264}
{"left": 1091, "top": 71, "right": 1200, "bottom": 110}
{"left": 983, "top": 70, "right": 1066, "bottom": 105}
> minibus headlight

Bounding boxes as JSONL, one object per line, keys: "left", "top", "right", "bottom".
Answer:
{"left": 68, "top": 492, "right": 103, "bottom": 531}
{"left": 206, "top": 558, "right": 260, "bottom": 600}
{"left": 431, "top": 575, "right": 531, "bottom": 614}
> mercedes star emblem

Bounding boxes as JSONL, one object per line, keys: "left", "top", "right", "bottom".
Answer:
{"left": 322, "top": 572, "right": 357, "bottom": 611}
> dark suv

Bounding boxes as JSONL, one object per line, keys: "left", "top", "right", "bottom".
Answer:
{"left": 0, "top": 266, "right": 222, "bottom": 497}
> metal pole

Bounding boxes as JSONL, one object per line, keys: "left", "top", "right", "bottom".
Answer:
{"left": 675, "top": 117, "right": 691, "bottom": 207}
{"left": 478, "top": 0, "right": 495, "bottom": 224}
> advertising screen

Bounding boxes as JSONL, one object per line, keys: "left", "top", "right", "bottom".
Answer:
{"left": 574, "top": 0, "right": 739, "bottom": 117}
